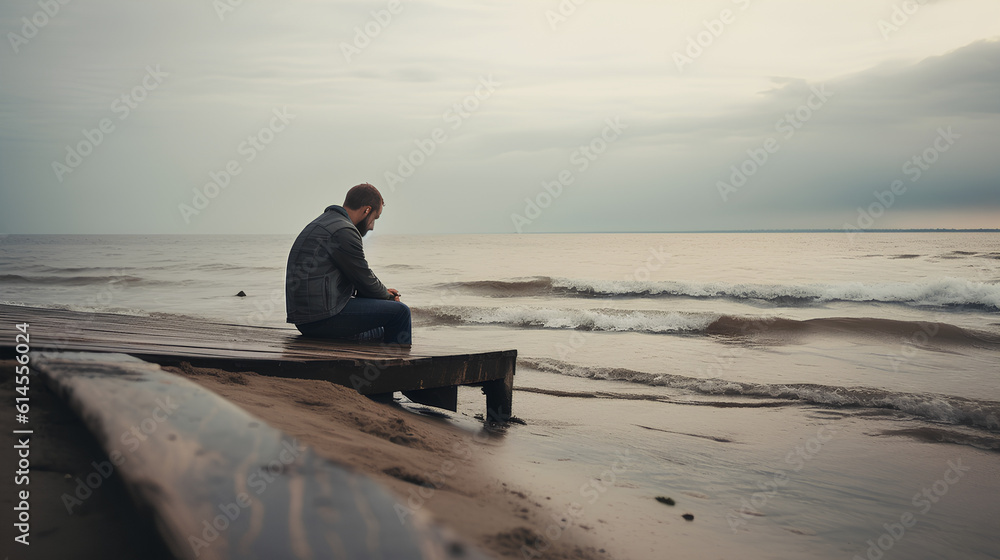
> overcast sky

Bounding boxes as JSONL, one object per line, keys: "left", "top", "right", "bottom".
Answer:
{"left": 1, "top": 0, "right": 997, "bottom": 234}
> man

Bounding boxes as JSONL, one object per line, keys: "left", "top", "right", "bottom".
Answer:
{"left": 285, "top": 183, "right": 410, "bottom": 346}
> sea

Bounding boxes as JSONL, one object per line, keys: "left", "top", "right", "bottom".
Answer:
{"left": 2, "top": 232, "right": 999, "bottom": 559}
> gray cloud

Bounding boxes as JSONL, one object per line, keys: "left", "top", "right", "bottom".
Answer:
{"left": 0, "top": 1, "right": 996, "bottom": 234}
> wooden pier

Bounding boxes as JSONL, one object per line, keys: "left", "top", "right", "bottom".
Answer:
{"left": 1, "top": 303, "right": 513, "bottom": 559}
{"left": 0, "top": 304, "right": 516, "bottom": 421}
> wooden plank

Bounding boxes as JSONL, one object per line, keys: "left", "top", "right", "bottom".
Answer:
{"left": 0, "top": 304, "right": 507, "bottom": 361}
{"left": 138, "top": 352, "right": 516, "bottom": 395}
{"left": 34, "top": 351, "right": 484, "bottom": 560}
{"left": 402, "top": 387, "right": 459, "bottom": 412}
{"left": 1, "top": 304, "right": 517, "bottom": 418}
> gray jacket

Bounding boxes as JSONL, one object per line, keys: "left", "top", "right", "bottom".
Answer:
{"left": 285, "top": 205, "right": 391, "bottom": 325}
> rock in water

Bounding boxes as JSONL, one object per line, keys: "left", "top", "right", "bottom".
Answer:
{"left": 236, "top": 290, "right": 247, "bottom": 297}
{"left": 682, "top": 513, "right": 694, "bottom": 521}
{"left": 655, "top": 496, "right": 675, "bottom": 506}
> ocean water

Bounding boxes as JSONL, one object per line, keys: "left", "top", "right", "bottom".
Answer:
{"left": 2, "top": 232, "right": 1000, "bottom": 558}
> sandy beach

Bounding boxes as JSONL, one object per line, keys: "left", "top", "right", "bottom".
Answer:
{"left": 165, "top": 362, "right": 615, "bottom": 560}
{"left": 1, "top": 355, "right": 612, "bottom": 560}
{"left": 170, "top": 360, "right": 1000, "bottom": 560}
{"left": 5, "top": 352, "right": 1000, "bottom": 559}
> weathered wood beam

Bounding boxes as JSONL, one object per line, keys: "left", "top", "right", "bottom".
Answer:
{"left": 35, "top": 352, "right": 483, "bottom": 560}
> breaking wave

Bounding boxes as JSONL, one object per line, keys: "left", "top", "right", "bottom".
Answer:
{"left": 414, "top": 306, "right": 1000, "bottom": 347}
{"left": 441, "top": 276, "right": 1000, "bottom": 310}
{"left": 0, "top": 273, "right": 171, "bottom": 287}
{"left": 520, "top": 358, "right": 1000, "bottom": 433}
{"left": 416, "top": 306, "right": 715, "bottom": 333}
{"left": 0, "top": 300, "right": 152, "bottom": 317}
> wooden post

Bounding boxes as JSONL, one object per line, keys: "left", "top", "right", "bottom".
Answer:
{"left": 481, "top": 359, "right": 515, "bottom": 422}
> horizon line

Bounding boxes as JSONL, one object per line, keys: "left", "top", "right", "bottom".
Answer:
{"left": 4, "top": 228, "right": 1000, "bottom": 236}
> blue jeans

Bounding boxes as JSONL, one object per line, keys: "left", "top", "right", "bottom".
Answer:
{"left": 296, "top": 297, "right": 411, "bottom": 346}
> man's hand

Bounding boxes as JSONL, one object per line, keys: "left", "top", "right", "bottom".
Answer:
{"left": 387, "top": 288, "right": 401, "bottom": 302}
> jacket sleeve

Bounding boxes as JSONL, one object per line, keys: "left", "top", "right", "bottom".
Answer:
{"left": 329, "top": 227, "right": 392, "bottom": 300}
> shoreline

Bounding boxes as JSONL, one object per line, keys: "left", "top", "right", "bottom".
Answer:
{"left": 3, "top": 354, "right": 1000, "bottom": 559}
{"left": 3, "top": 230, "right": 998, "bottom": 237}
{"left": 0, "top": 354, "right": 609, "bottom": 560}
{"left": 166, "top": 362, "right": 614, "bottom": 560}
{"left": 172, "top": 360, "right": 1000, "bottom": 559}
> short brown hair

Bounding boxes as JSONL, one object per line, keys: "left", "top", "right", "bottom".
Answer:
{"left": 343, "top": 183, "right": 384, "bottom": 211}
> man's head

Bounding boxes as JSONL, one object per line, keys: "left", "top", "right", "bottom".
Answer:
{"left": 343, "top": 183, "right": 384, "bottom": 237}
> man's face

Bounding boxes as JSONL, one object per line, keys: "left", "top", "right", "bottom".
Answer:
{"left": 356, "top": 205, "right": 382, "bottom": 237}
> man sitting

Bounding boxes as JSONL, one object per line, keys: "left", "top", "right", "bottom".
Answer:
{"left": 285, "top": 183, "right": 410, "bottom": 346}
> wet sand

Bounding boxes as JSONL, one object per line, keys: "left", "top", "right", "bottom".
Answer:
{"left": 5, "top": 356, "right": 999, "bottom": 559}
{"left": 165, "top": 362, "right": 613, "bottom": 560}
{"left": 173, "top": 362, "right": 1000, "bottom": 559}
{"left": 492, "top": 368, "right": 1000, "bottom": 560}
{"left": 0, "top": 357, "right": 609, "bottom": 560}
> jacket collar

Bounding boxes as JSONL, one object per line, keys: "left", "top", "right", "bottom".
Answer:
{"left": 325, "top": 204, "right": 348, "bottom": 218}
{"left": 325, "top": 205, "right": 360, "bottom": 232}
